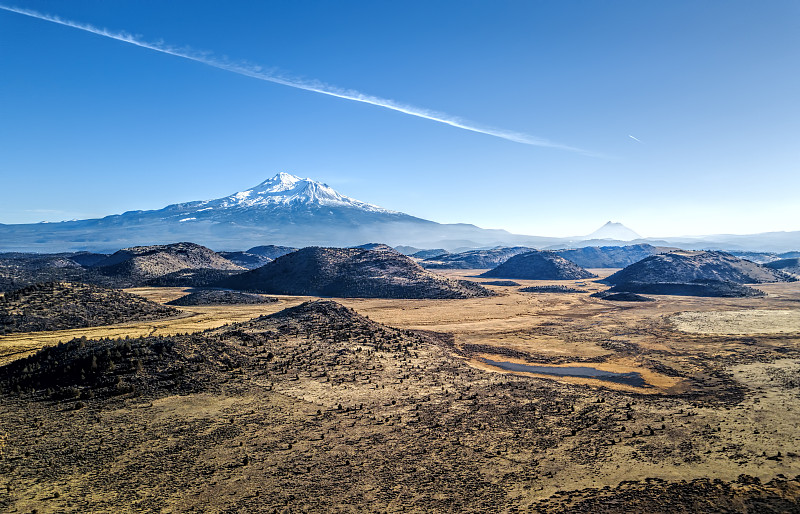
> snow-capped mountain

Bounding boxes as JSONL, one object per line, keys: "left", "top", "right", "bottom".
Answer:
{"left": 4, "top": 175, "right": 797, "bottom": 253}
{"left": 0, "top": 173, "right": 520, "bottom": 252}
{"left": 151, "top": 173, "right": 410, "bottom": 228}
{"left": 192, "top": 173, "right": 394, "bottom": 213}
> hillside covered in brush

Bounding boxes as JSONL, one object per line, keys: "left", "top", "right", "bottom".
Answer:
{"left": 218, "top": 247, "right": 492, "bottom": 299}
{"left": 219, "top": 245, "right": 298, "bottom": 269}
{"left": 421, "top": 246, "right": 534, "bottom": 269}
{"left": 166, "top": 290, "right": 278, "bottom": 306}
{"left": 91, "top": 242, "right": 244, "bottom": 286}
{"left": 0, "top": 252, "right": 114, "bottom": 292}
{"left": 481, "top": 251, "right": 597, "bottom": 280}
{"left": 764, "top": 257, "right": 800, "bottom": 277}
{"left": 0, "top": 282, "right": 178, "bottom": 334}
{"left": 604, "top": 250, "right": 796, "bottom": 286}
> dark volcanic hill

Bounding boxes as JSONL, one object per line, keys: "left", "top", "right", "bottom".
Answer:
{"left": 480, "top": 251, "right": 597, "bottom": 280}
{"left": 245, "top": 244, "right": 298, "bottom": 260}
{"left": 218, "top": 245, "right": 298, "bottom": 270}
{"left": 422, "top": 246, "right": 535, "bottom": 269}
{"left": 143, "top": 269, "right": 246, "bottom": 287}
{"left": 411, "top": 248, "right": 450, "bottom": 259}
{"left": 92, "top": 242, "right": 244, "bottom": 286}
{"left": 218, "top": 247, "right": 493, "bottom": 299}
{"left": 217, "top": 251, "right": 272, "bottom": 270}
{"left": 555, "top": 244, "right": 667, "bottom": 268}
{"left": 66, "top": 252, "right": 110, "bottom": 267}
{"left": 352, "top": 243, "right": 398, "bottom": 252}
{"left": 166, "top": 290, "right": 278, "bottom": 306}
{"left": 590, "top": 290, "right": 655, "bottom": 302}
{"left": 604, "top": 250, "right": 796, "bottom": 286}
{"left": 764, "top": 257, "right": 800, "bottom": 277}
{"left": 0, "top": 252, "right": 96, "bottom": 292}
{"left": 0, "top": 282, "right": 178, "bottom": 334}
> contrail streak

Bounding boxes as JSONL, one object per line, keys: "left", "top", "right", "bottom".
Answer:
{"left": 628, "top": 135, "right": 642, "bottom": 143}
{"left": 0, "top": 4, "right": 590, "bottom": 153}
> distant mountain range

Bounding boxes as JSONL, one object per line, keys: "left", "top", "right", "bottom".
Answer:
{"left": 0, "top": 173, "right": 523, "bottom": 252}
{"left": 1, "top": 173, "right": 798, "bottom": 252}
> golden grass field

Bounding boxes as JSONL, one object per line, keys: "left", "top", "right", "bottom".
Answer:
{"left": 3, "top": 269, "right": 800, "bottom": 394}
{"left": 2, "top": 270, "right": 800, "bottom": 511}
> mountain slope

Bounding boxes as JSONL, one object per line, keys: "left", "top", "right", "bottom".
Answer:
{"left": 217, "top": 247, "right": 493, "bottom": 299}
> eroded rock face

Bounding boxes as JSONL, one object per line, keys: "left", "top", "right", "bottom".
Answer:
{"left": 480, "top": 251, "right": 597, "bottom": 280}
{"left": 218, "top": 247, "right": 493, "bottom": 299}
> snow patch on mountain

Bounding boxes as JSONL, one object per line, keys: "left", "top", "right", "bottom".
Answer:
{"left": 193, "top": 173, "right": 396, "bottom": 214}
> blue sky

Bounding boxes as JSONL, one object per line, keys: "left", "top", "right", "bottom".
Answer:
{"left": 1, "top": 1, "right": 798, "bottom": 237}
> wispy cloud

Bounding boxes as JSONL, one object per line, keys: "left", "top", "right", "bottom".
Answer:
{"left": 0, "top": 4, "right": 592, "bottom": 154}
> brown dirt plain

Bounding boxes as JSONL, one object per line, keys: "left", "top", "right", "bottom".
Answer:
{"left": 2, "top": 270, "right": 800, "bottom": 511}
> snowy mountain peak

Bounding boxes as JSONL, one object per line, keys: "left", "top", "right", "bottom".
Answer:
{"left": 196, "top": 173, "right": 395, "bottom": 214}
{"left": 256, "top": 172, "right": 303, "bottom": 191}
{"left": 582, "top": 221, "right": 641, "bottom": 241}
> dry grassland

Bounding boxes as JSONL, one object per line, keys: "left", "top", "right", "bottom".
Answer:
{"left": 2, "top": 271, "right": 800, "bottom": 511}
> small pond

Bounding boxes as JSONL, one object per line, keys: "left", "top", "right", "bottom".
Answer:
{"left": 481, "top": 358, "right": 647, "bottom": 387}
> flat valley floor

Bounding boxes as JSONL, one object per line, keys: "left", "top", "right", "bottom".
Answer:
{"left": 3, "top": 270, "right": 800, "bottom": 511}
